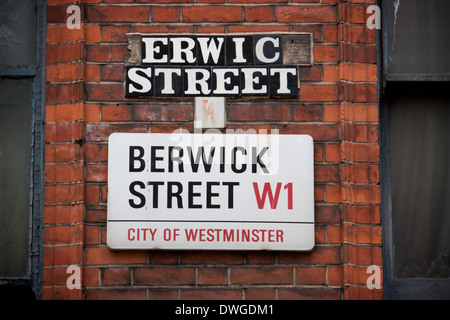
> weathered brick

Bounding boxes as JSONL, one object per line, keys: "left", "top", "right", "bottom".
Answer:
{"left": 87, "top": 5, "right": 150, "bottom": 23}
{"left": 182, "top": 6, "right": 242, "bottom": 22}
{"left": 276, "top": 5, "right": 337, "bottom": 23}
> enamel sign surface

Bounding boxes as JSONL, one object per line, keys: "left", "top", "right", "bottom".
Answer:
{"left": 124, "top": 34, "right": 311, "bottom": 98}
{"left": 107, "top": 133, "right": 314, "bottom": 251}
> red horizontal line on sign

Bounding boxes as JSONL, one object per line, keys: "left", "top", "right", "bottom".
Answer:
{"left": 108, "top": 220, "right": 312, "bottom": 224}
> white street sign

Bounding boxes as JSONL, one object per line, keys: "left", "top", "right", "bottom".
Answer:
{"left": 107, "top": 133, "right": 314, "bottom": 251}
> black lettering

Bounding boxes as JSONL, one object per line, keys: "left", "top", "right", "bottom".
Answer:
{"left": 129, "top": 181, "right": 146, "bottom": 209}
{"left": 168, "top": 146, "right": 184, "bottom": 173}
{"left": 187, "top": 146, "right": 215, "bottom": 173}
{"left": 129, "top": 146, "right": 145, "bottom": 172}
{"left": 252, "top": 146, "right": 269, "bottom": 173}
{"left": 206, "top": 182, "right": 220, "bottom": 209}
{"left": 151, "top": 146, "right": 164, "bottom": 172}
{"left": 231, "top": 147, "right": 247, "bottom": 173}
{"left": 147, "top": 181, "right": 164, "bottom": 208}
{"left": 167, "top": 181, "right": 183, "bottom": 208}
{"left": 222, "top": 181, "right": 239, "bottom": 209}
{"left": 188, "top": 181, "right": 202, "bottom": 209}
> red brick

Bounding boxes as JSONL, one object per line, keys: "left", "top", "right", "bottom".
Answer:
{"left": 340, "top": 24, "right": 376, "bottom": 44}
{"left": 46, "top": 102, "right": 83, "bottom": 123}
{"left": 340, "top": 43, "right": 377, "bottom": 63}
{"left": 101, "top": 65, "right": 124, "bottom": 81}
{"left": 343, "top": 244, "right": 382, "bottom": 266}
{"left": 315, "top": 204, "right": 340, "bottom": 224}
{"left": 296, "top": 266, "right": 326, "bottom": 285}
{"left": 181, "top": 251, "right": 244, "bottom": 265}
{"left": 341, "top": 122, "right": 378, "bottom": 143}
{"left": 325, "top": 184, "right": 341, "bottom": 203}
{"left": 85, "top": 123, "right": 149, "bottom": 142}
{"left": 45, "top": 162, "right": 83, "bottom": 183}
{"left": 85, "top": 25, "right": 101, "bottom": 43}
{"left": 198, "top": 268, "right": 228, "bottom": 286}
{"left": 47, "top": 25, "right": 84, "bottom": 43}
{"left": 47, "top": 62, "right": 84, "bottom": 82}
{"left": 300, "top": 65, "right": 322, "bottom": 81}
{"left": 132, "top": 25, "right": 195, "bottom": 34}
{"left": 44, "top": 204, "right": 83, "bottom": 225}
{"left": 228, "top": 25, "right": 290, "bottom": 33}
{"left": 341, "top": 183, "right": 380, "bottom": 204}
{"left": 152, "top": 6, "right": 181, "bottom": 22}
{"left": 342, "top": 203, "right": 380, "bottom": 224}
{"left": 328, "top": 266, "right": 344, "bottom": 286}
{"left": 44, "top": 225, "right": 83, "bottom": 245}
{"left": 87, "top": 6, "right": 150, "bottom": 22}
{"left": 46, "top": 83, "right": 83, "bottom": 103}
{"left": 84, "top": 144, "right": 100, "bottom": 162}
{"left": 278, "top": 123, "right": 339, "bottom": 142}
{"left": 86, "top": 64, "right": 101, "bottom": 82}
{"left": 314, "top": 164, "right": 340, "bottom": 183}
{"left": 323, "top": 25, "right": 338, "bottom": 43}
{"left": 43, "top": 245, "right": 83, "bottom": 266}
{"left": 341, "top": 83, "right": 378, "bottom": 103}
{"left": 83, "top": 267, "right": 99, "bottom": 287}
{"left": 341, "top": 141, "right": 379, "bottom": 163}
{"left": 102, "top": 104, "right": 132, "bottom": 121}
{"left": 85, "top": 246, "right": 147, "bottom": 265}
{"left": 102, "top": 268, "right": 131, "bottom": 286}
{"left": 245, "top": 288, "right": 277, "bottom": 300}
{"left": 300, "top": 84, "right": 338, "bottom": 102}
{"left": 314, "top": 45, "right": 338, "bottom": 62}
{"left": 228, "top": 104, "right": 291, "bottom": 122}
{"left": 133, "top": 104, "right": 193, "bottom": 122}
{"left": 134, "top": 267, "right": 196, "bottom": 286}
{"left": 279, "top": 246, "right": 341, "bottom": 265}
{"left": 84, "top": 225, "right": 100, "bottom": 244}
{"left": 291, "top": 25, "right": 323, "bottom": 42}
{"left": 341, "top": 163, "right": 379, "bottom": 183}
{"left": 343, "top": 223, "right": 382, "bottom": 244}
{"left": 45, "top": 122, "right": 83, "bottom": 143}
{"left": 86, "top": 83, "right": 125, "bottom": 101}
{"left": 84, "top": 289, "right": 146, "bottom": 300}
{"left": 101, "top": 25, "right": 130, "bottom": 42}
{"left": 43, "top": 286, "right": 82, "bottom": 300}
{"left": 341, "top": 103, "right": 378, "bottom": 122}
{"left": 293, "top": 105, "right": 323, "bottom": 122}
{"left": 279, "top": 288, "right": 339, "bottom": 300}
{"left": 47, "top": 43, "right": 84, "bottom": 63}
{"left": 231, "top": 267, "right": 293, "bottom": 285}
{"left": 181, "top": 289, "right": 242, "bottom": 300}
{"left": 244, "top": 6, "right": 274, "bottom": 22}
{"left": 344, "top": 286, "right": 383, "bottom": 300}
{"left": 86, "top": 45, "right": 128, "bottom": 62}
{"left": 182, "top": 6, "right": 242, "bottom": 22}
{"left": 325, "top": 143, "right": 340, "bottom": 162}
{"left": 340, "top": 4, "right": 367, "bottom": 24}
{"left": 276, "top": 5, "right": 336, "bottom": 23}
{"left": 86, "top": 164, "right": 107, "bottom": 182}
{"left": 45, "top": 183, "right": 84, "bottom": 204}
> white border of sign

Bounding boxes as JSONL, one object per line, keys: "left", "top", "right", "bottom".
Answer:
{"left": 107, "top": 133, "right": 314, "bottom": 251}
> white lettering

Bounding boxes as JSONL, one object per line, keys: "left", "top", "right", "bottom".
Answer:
{"left": 241, "top": 68, "right": 267, "bottom": 95}
{"left": 155, "top": 68, "right": 181, "bottom": 94}
{"left": 255, "top": 37, "right": 280, "bottom": 63}
{"left": 170, "top": 37, "right": 196, "bottom": 63}
{"left": 185, "top": 68, "right": 211, "bottom": 95}
{"left": 142, "top": 37, "right": 168, "bottom": 63}
{"left": 128, "top": 67, "right": 152, "bottom": 94}
{"left": 197, "top": 37, "right": 225, "bottom": 64}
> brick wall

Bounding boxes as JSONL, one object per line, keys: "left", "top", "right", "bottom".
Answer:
{"left": 43, "top": 0, "right": 381, "bottom": 300}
